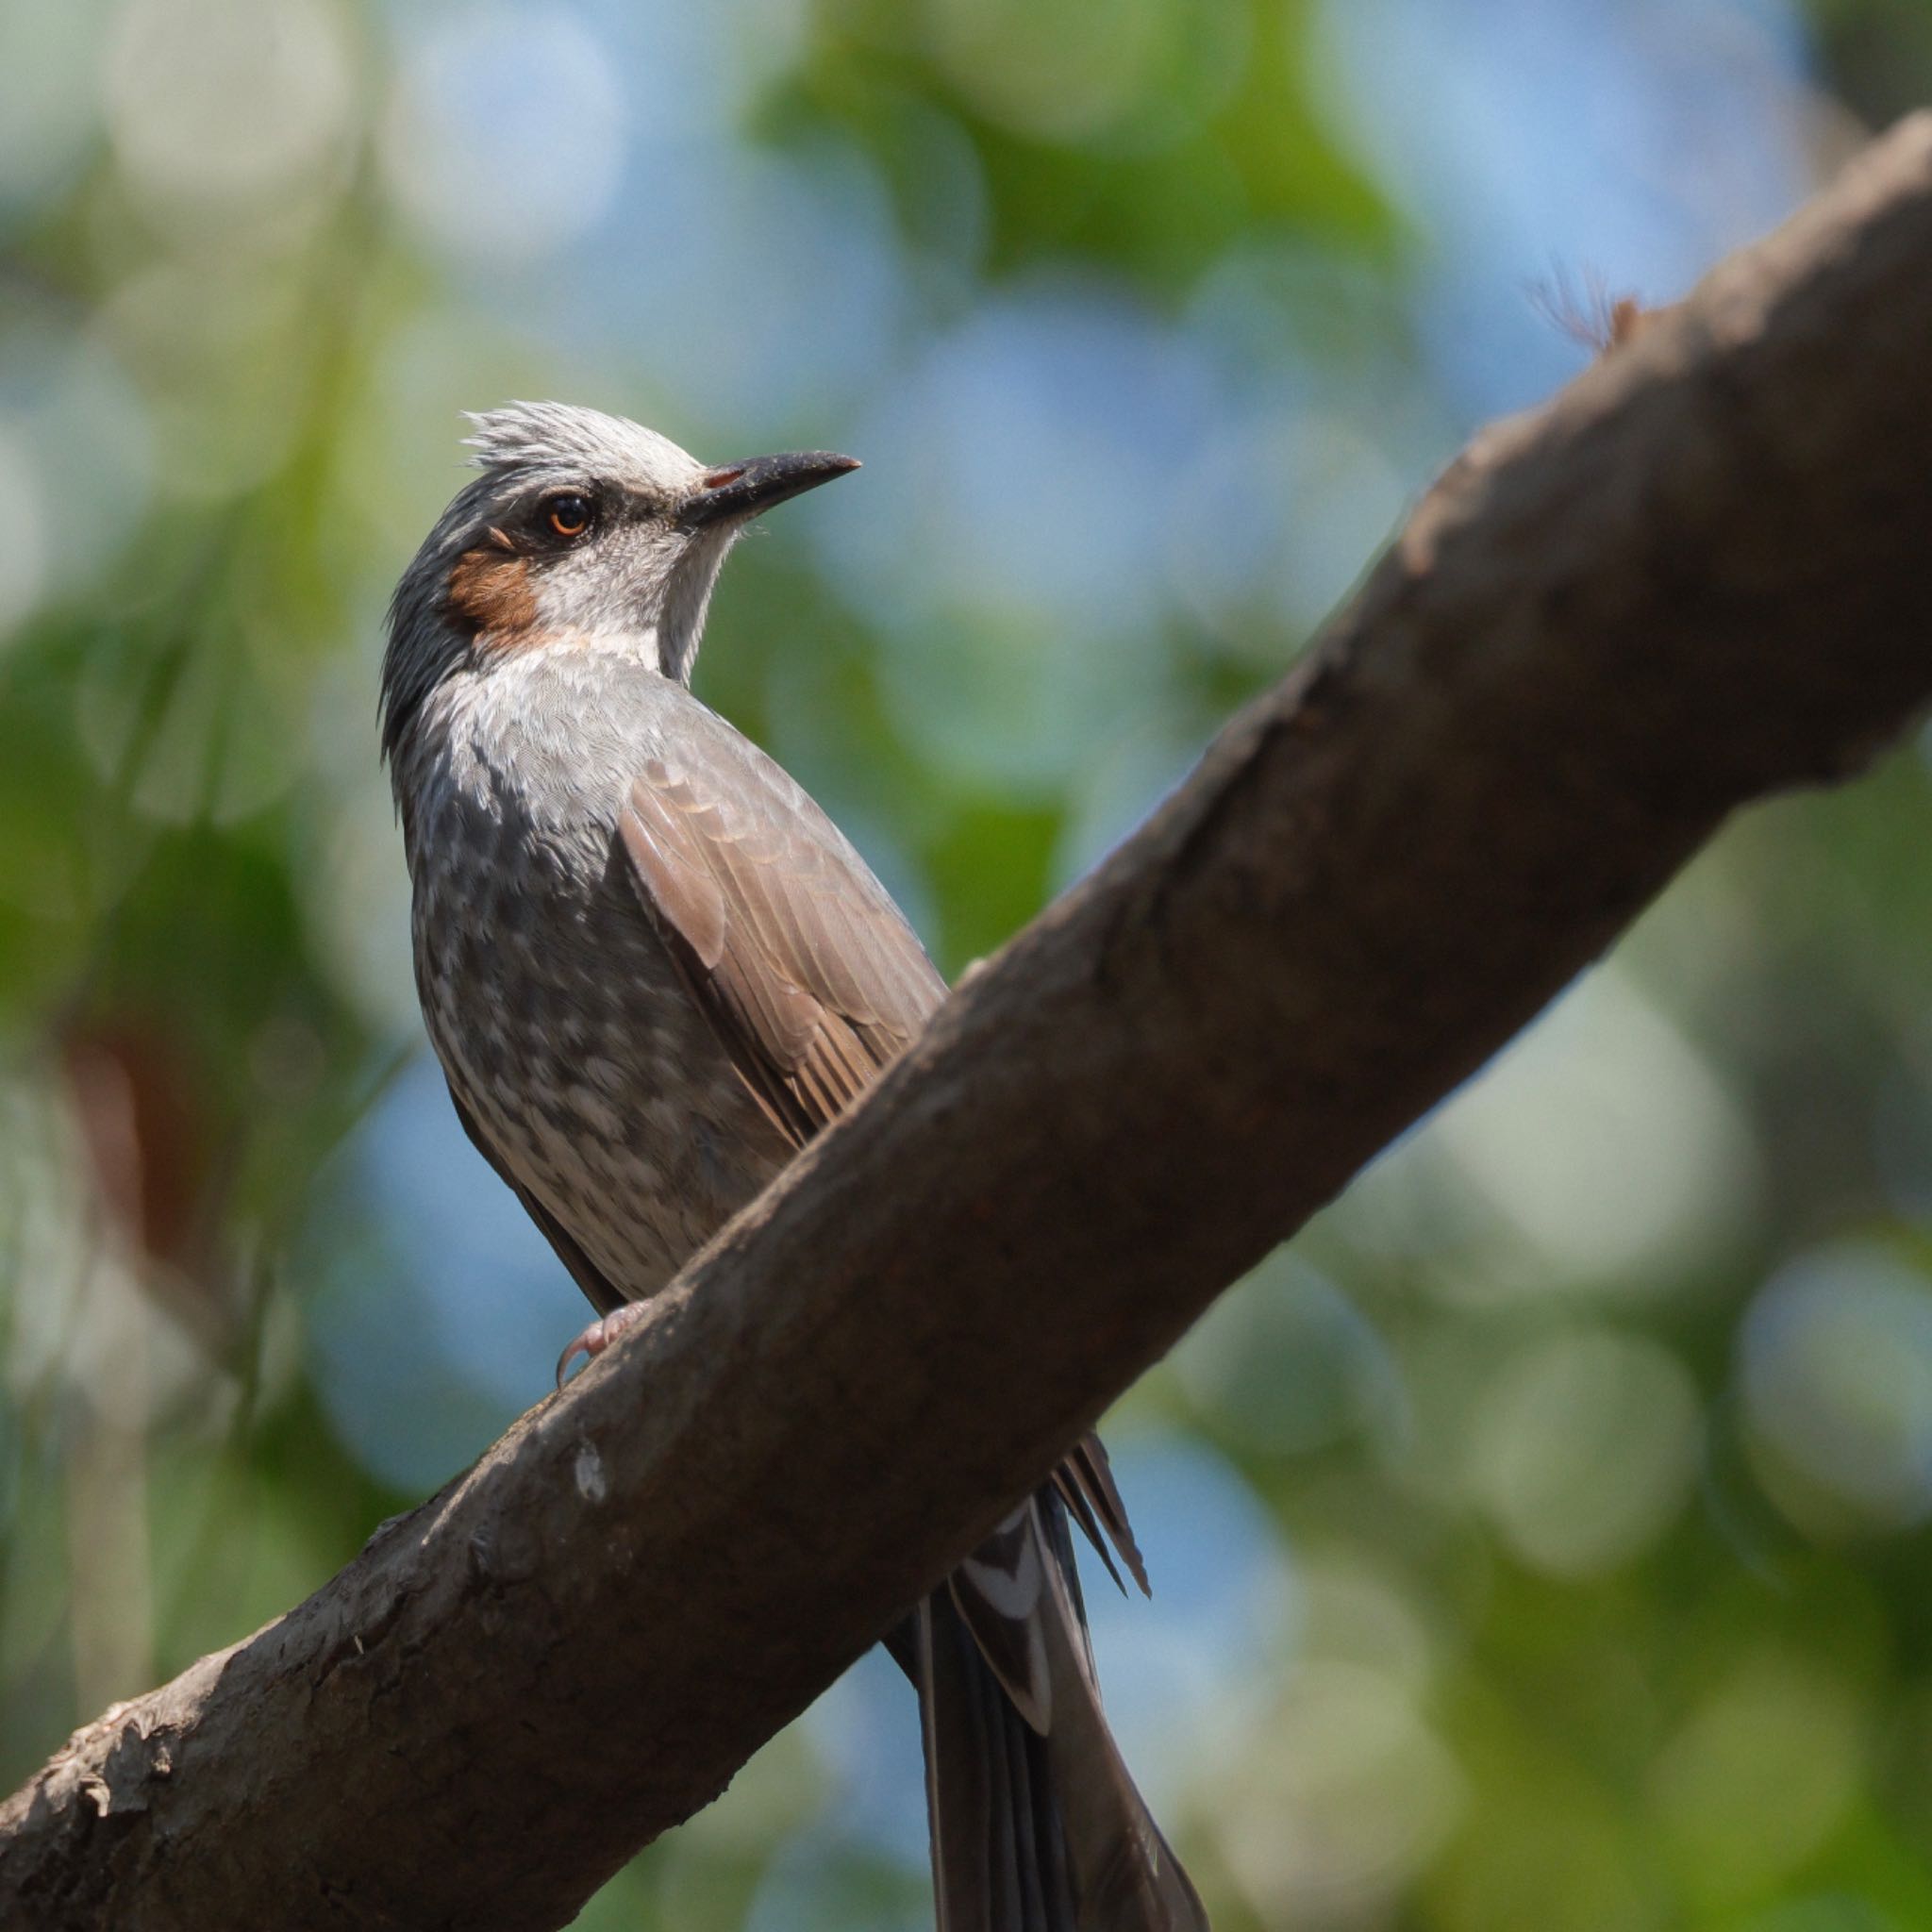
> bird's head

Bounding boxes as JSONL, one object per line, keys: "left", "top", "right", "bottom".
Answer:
{"left": 380, "top": 400, "right": 858, "bottom": 765}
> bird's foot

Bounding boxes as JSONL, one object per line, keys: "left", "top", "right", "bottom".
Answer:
{"left": 556, "top": 1303, "right": 650, "bottom": 1390}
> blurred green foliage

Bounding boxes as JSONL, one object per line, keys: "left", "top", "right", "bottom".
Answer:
{"left": 4, "top": 3, "right": 1932, "bottom": 1927}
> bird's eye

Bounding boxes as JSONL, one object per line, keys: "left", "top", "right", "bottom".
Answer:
{"left": 545, "top": 493, "right": 593, "bottom": 539}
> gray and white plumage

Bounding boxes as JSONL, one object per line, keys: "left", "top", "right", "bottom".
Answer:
{"left": 382, "top": 401, "right": 1208, "bottom": 1932}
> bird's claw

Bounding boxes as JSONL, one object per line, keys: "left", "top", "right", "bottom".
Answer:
{"left": 555, "top": 1303, "right": 650, "bottom": 1390}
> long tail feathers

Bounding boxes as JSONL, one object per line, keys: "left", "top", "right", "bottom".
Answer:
{"left": 904, "top": 1481, "right": 1209, "bottom": 1932}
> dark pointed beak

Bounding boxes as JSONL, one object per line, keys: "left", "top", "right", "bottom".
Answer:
{"left": 679, "top": 451, "right": 860, "bottom": 531}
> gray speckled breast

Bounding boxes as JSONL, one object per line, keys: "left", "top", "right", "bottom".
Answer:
{"left": 399, "top": 645, "right": 792, "bottom": 1303}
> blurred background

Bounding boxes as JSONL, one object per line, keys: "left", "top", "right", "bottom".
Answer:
{"left": 3, "top": 1, "right": 1932, "bottom": 1926}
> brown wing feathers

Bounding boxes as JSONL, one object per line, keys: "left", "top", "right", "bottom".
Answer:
{"left": 618, "top": 743, "right": 1150, "bottom": 1591}
{"left": 618, "top": 755, "right": 933, "bottom": 1144}
{"left": 616, "top": 731, "right": 1200, "bottom": 1927}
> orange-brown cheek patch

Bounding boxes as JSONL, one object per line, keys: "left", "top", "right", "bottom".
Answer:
{"left": 447, "top": 549, "right": 538, "bottom": 639}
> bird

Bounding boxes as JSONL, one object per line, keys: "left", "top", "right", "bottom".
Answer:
{"left": 381, "top": 400, "right": 1209, "bottom": 1932}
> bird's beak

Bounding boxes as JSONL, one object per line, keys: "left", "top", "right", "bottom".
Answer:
{"left": 680, "top": 451, "right": 860, "bottom": 530}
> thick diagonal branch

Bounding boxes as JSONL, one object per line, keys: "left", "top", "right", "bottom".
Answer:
{"left": 9, "top": 112, "right": 1932, "bottom": 1932}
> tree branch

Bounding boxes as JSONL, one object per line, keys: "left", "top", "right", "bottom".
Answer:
{"left": 10, "top": 112, "right": 1932, "bottom": 1932}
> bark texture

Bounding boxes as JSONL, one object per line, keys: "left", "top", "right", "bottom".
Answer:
{"left": 8, "top": 111, "right": 1932, "bottom": 1932}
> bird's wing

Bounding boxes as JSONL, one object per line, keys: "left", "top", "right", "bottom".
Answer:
{"left": 619, "top": 710, "right": 1196, "bottom": 1921}
{"left": 1053, "top": 1435, "right": 1150, "bottom": 1599}
{"left": 617, "top": 711, "right": 1147, "bottom": 1587}
{"left": 616, "top": 724, "right": 948, "bottom": 1148}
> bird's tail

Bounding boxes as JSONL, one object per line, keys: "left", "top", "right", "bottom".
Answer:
{"left": 891, "top": 1472, "right": 1208, "bottom": 1932}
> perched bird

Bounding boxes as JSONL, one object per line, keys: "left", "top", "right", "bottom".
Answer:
{"left": 381, "top": 401, "right": 1208, "bottom": 1932}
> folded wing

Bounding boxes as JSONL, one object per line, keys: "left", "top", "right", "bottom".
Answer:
{"left": 617, "top": 706, "right": 1204, "bottom": 1930}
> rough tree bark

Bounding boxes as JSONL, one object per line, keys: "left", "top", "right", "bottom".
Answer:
{"left": 8, "top": 111, "right": 1932, "bottom": 1932}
